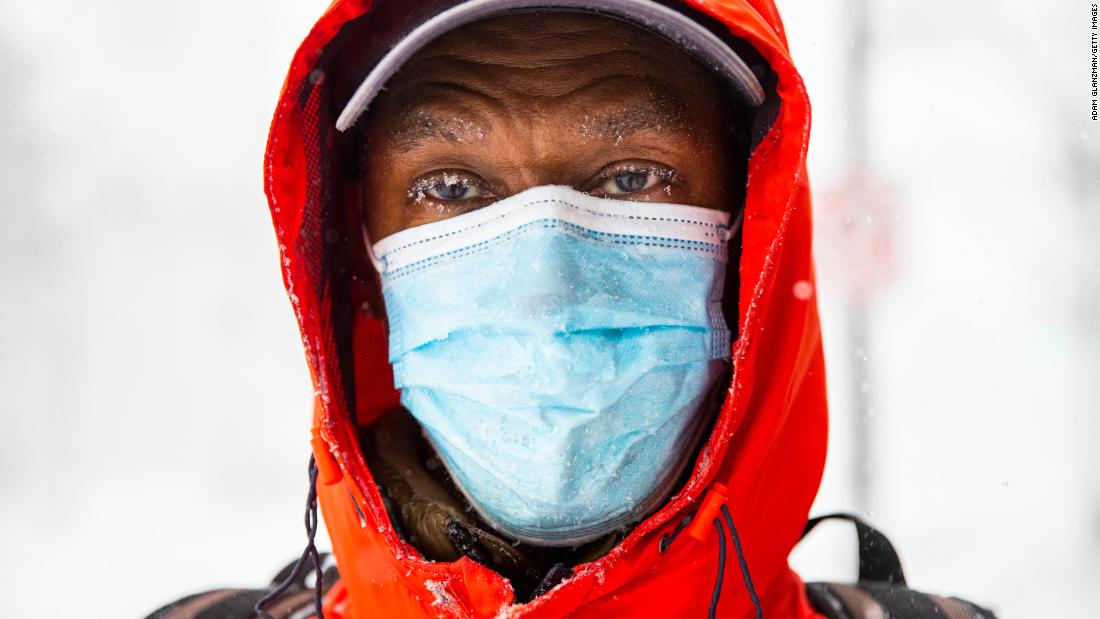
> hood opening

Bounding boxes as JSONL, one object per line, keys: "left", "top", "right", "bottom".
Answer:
{"left": 285, "top": 4, "right": 782, "bottom": 589}
{"left": 266, "top": 1, "right": 826, "bottom": 616}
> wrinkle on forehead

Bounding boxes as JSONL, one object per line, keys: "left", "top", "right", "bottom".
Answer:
{"left": 367, "top": 13, "right": 724, "bottom": 155}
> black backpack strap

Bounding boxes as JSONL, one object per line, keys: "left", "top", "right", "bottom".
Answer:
{"left": 144, "top": 554, "right": 339, "bottom": 619}
{"left": 802, "top": 512, "right": 905, "bottom": 585}
{"left": 801, "top": 513, "right": 997, "bottom": 619}
{"left": 807, "top": 582, "right": 998, "bottom": 619}
{"left": 859, "top": 581, "right": 962, "bottom": 618}
{"left": 147, "top": 589, "right": 275, "bottom": 619}
{"left": 805, "top": 581, "right": 854, "bottom": 619}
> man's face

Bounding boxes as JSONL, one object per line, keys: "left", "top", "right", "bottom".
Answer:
{"left": 360, "top": 12, "right": 738, "bottom": 242}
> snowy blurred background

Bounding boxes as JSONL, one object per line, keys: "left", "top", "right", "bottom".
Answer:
{"left": 0, "top": 0, "right": 1095, "bottom": 616}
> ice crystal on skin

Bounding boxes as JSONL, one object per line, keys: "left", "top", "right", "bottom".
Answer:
{"left": 390, "top": 109, "right": 487, "bottom": 152}
{"left": 575, "top": 95, "right": 689, "bottom": 144}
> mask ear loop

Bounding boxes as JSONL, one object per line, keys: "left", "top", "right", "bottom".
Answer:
{"left": 725, "top": 208, "right": 745, "bottom": 243}
{"left": 362, "top": 220, "right": 384, "bottom": 273}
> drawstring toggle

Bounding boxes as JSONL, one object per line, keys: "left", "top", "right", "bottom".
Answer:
{"left": 687, "top": 483, "right": 730, "bottom": 542}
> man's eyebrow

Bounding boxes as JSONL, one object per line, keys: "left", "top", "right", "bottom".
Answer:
{"left": 384, "top": 92, "right": 695, "bottom": 153}
{"left": 386, "top": 108, "right": 487, "bottom": 153}
{"left": 577, "top": 93, "right": 693, "bottom": 143}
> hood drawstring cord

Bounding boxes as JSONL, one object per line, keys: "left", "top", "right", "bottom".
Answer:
{"left": 659, "top": 486, "right": 762, "bottom": 619}
{"left": 255, "top": 455, "right": 326, "bottom": 619}
{"left": 658, "top": 512, "right": 695, "bottom": 553}
{"left": 720, "top": 504, "right": 762, "bottom": 619}
{"left": 709, "top": 516, "right": 728, "bottom": 619}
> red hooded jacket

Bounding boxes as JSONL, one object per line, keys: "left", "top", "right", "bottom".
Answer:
{"left": 264, "top": 1, "right": 827, "bottom": 616}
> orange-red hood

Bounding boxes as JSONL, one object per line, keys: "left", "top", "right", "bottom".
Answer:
{"left": 264, "top": 1, "right": 826, "bottom": 617}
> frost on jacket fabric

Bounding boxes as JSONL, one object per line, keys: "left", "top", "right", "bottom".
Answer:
{"left": 264, "top": 1, "right": 826, "bottom": 617}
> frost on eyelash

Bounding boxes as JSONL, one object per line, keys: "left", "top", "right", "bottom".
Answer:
{"left": 406, "top": 179, "right": 430, "bottom": 203}
{"left": 595, "top": 164, "right": 681, "bottom": 201}
{"left": 407, "top": 174, "right": 473, "bottom": 204}
{"left": 608, "top": 165, "right": 681, "bottom": 193}
{"left": 613, "top": 163, "right": 678, "bottom": 180}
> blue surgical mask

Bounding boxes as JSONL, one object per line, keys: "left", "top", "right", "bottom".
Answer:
{"left": 370, "top": 185, "right": 736, "bottom": 546}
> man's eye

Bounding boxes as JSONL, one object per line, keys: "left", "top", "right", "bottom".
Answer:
{"left": 426, "top": 181, "right": 484, "bottom": 201}
{"left": 598, "top": 171, "right": 660, "bottom": 196}
{"left": 415, "top": 173, "right": 489, "bottom": 202}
